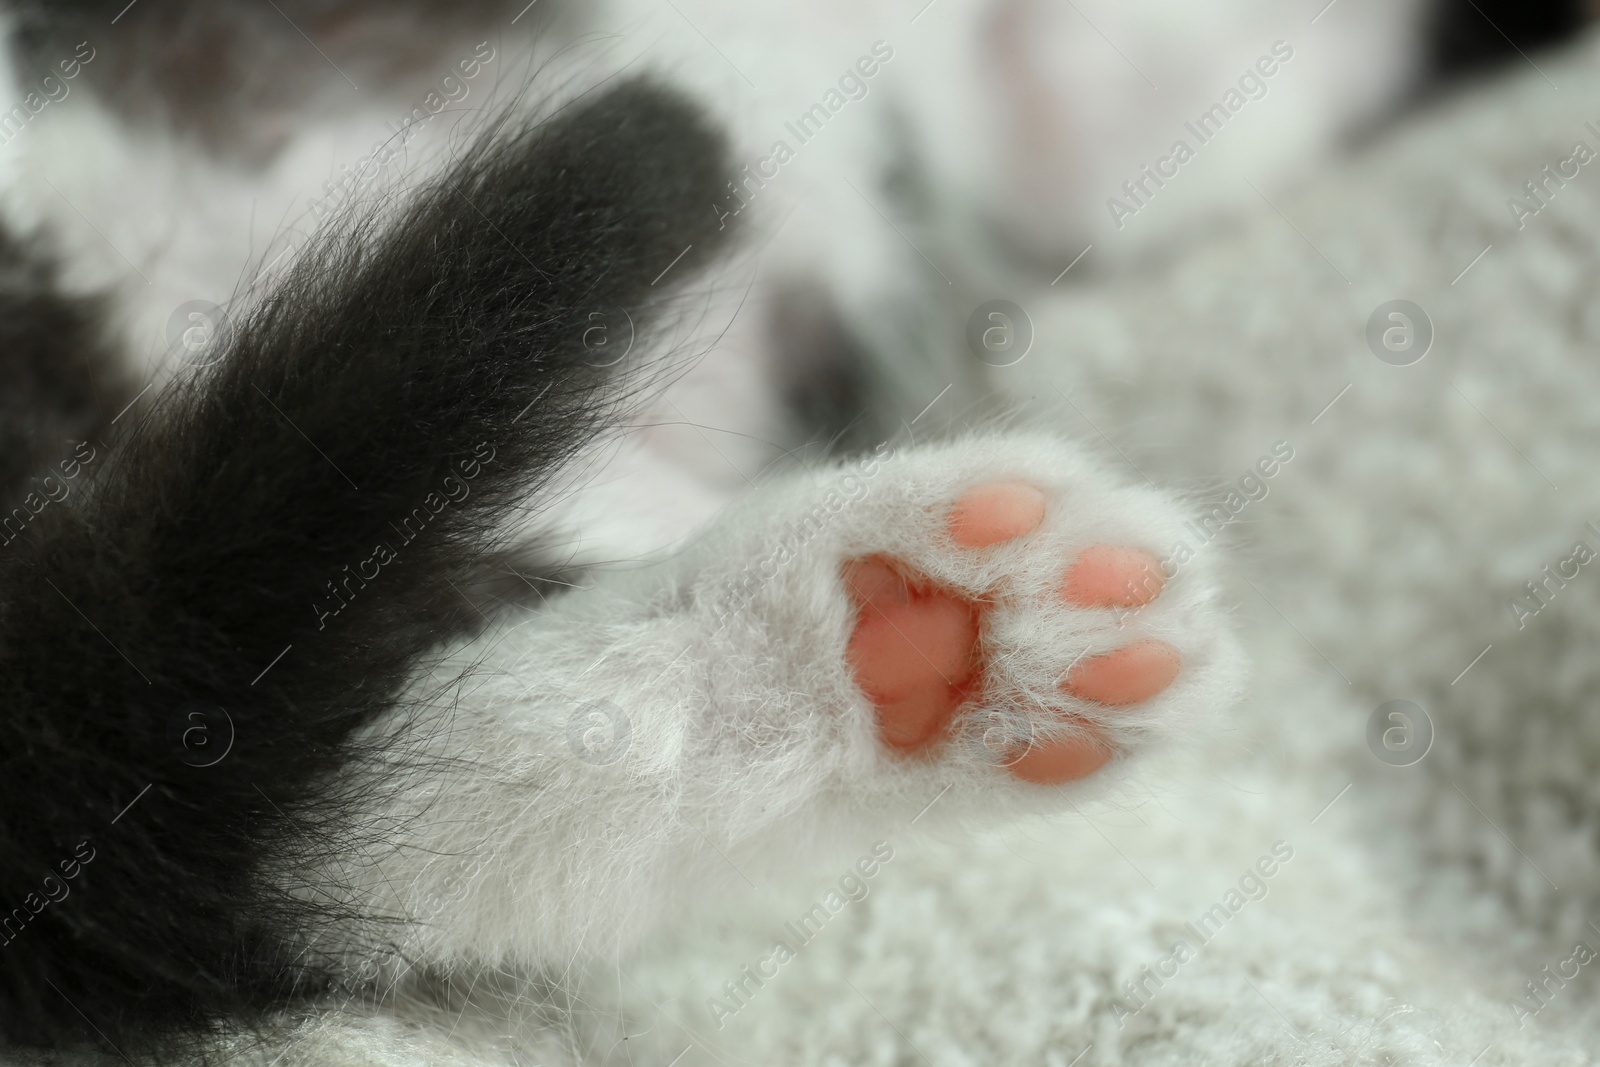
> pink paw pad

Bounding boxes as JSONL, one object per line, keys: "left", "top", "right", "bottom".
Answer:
{"left": 844, "top": 557, "right": 978, "bottom": 752}
{"left": 1062, "top": 545, "right": 1165, "bottom": 607}
{"left": 844, "top": 480, "right": 1182, "bottom": 785}
{"left": 1061, "top": 639, "right": 1182, "bottom": 706}
{"left": 947, "top": 481, "right": 1046, "bottom": 547}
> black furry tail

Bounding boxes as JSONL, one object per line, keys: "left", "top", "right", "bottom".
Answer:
{"left": 0, "top": 79, "right": 731, "bottom": 1053}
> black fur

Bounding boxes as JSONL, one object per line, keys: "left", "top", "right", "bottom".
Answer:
{"left": 0, "top": 79, "right": 731, "bottom": 1054}
{"left": 1426, "top": 0, "right": 1590, "bottom": 79}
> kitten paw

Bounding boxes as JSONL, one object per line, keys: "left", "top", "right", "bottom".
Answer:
{"left": 832, "top": 454, "right": 1234, "bottom": 788}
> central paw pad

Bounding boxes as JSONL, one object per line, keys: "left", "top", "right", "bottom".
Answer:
{"left": 845, "top": 481, "right": 1180, "bottom": 786}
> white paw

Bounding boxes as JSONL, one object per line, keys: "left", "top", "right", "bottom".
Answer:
{"left": 682, "top": 432, "right": 1245, "bottom": 799}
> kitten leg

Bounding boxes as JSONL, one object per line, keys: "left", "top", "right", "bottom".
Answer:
{"left": 324, "top": 433, "right": 1245, "bottom": 975}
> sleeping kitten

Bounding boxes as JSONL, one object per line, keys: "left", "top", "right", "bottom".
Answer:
{"left": 0, "top": 0, "right": 1575, "bottom": 1060}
